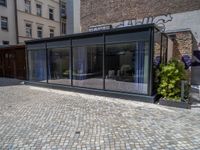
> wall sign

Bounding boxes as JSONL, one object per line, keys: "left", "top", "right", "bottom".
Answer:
{"left": 88, "top": 14, "right": 173, "bottom": 32}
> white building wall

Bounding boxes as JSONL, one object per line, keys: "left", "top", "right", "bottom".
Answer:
{"left": 0, "top": 0, "right": 17, "bottom": 45}
{"left": 165, "top": 10, "right": 200, "bottom": 48}
{"left": 16, "top": 0, "right": 61, "bottom": 44}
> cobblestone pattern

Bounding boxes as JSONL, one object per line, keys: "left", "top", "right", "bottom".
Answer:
{"left": 0, "top": 78, "right": 200, "bottom": 150}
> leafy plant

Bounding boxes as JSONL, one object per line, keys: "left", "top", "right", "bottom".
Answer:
{"left": 157, "top": 58, "right": 188, "bottom": 102}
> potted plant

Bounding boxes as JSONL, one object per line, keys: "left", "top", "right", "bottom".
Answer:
{"left": 157, "top": 58, "right": 191, "bottom": 109}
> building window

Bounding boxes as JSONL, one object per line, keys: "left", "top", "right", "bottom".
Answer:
{"left": 49, "top": 8, "right": 54, "bottom": 20}
{"left": 61, "top": 1, "right": 66, "bottom": 17}
{"left": 36, "top": 4, "right": 42, "bottom": 16}
{"left": 105, "top": 41, "right": 149, "bottom": 94}
{"left": 73, "top": 45, "right": 103, "bottom": 89}
{"left": 0, "top": 0, "right": 6, "bottom": 6}
{"left": 2, "top": 41, "right": 9, "bottom": 45}
{"left": 37, "top": 26, "right": 43, "bottom": 38}
{"left": 25, "top": 23, "right": 32, "bottom": 37}
{"left": 50, "top": 29, "right": 54, "bottom": 37}
{"left": 61, "top": 19, "right": 66, "bottom": 35}
{"left": 28, "top": 49, "right": 47, "bottom": 82}
{"left": 1, "top": 16, "right": 8, "bottom": 31}
{"left": 48, "top": 47, "right": 71, "bottom": 85}
{"left": 25, "top": 0, "right": 31, "bottom": 13}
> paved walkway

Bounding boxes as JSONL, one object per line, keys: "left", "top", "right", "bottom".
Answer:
{"left": 0, "top": 78, "right": 200, "bottom": 150}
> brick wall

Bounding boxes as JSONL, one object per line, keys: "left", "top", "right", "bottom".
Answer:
{"left": 81, "top": 0, "right": 200, "bottom": 32}
{"left": 168, "top": 31, "right": 193, "bottom": 80}
{"left": 169, "top": 31, "right": 193, "bottom": 59}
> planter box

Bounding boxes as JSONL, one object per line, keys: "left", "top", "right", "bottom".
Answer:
{"left": 159, "top": 98, "right": 191, "bottom": 109}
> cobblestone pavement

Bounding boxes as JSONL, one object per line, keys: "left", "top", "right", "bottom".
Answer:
{"left": 0, "top": 78, "right": 200, "bottom": 150}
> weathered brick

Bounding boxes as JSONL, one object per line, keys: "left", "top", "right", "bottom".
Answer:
{"left": 80, "top": 0, "right": 200, "bottom": 32}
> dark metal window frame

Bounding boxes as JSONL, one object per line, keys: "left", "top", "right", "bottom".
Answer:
{"left": 2, "top": 40, "right": 9, "bottom": 45}
{"left": 26, "top": 24, "right": 167, "bottom": 97}
{"left": 0, "top": 0, "right": 6, "bottom": 7}
{"left": 1, "top": 16, "right": 8, "bottom": 31}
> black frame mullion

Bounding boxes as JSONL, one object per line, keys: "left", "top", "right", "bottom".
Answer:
{"left": 103, "top": 34, "right": 105, "bottom": 90}
{"left": 161, "top": 33, "right": 163, "bottom": 64}
{"left": 166, "top": 36, "right": 168, "bottom": 63}
{"left": 45, "top": 41, "right": 49, "bottom": 84}
{"left": 70, "top": 39, "right": 73, "bottom": 86}
{"left": 148, "top": 27, "right": 154, "bottom": 96}
{"left": 25, "top": 45, "right": 29, "bottom": 81}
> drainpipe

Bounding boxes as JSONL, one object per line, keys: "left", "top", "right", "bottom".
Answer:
{"left": 14, "top": 0, "right": 19, "bottom": 44}
{"left": 59, "top": 0, "right": 62, "bottom": 35}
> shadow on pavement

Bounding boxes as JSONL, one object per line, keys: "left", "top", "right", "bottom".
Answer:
{"left": 0, "top": 78, "right": 24, "bottom": 87}
{"left": 190, "top": 86, "right": 200, "bottom": 110}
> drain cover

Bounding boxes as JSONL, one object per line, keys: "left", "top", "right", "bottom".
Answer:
{"left": 75, "top": 131, "right": 80, "bottom": 134}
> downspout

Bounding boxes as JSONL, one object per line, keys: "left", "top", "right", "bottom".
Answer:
{"left": 14, "top": 0, "right": 19, "bottom": 44}
{"left": 59, "top": 0, "right": 62, "bottom": 35}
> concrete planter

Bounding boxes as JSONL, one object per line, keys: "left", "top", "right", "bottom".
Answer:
{"left": 159, "top": 98, "right": 191, "bottom": 109}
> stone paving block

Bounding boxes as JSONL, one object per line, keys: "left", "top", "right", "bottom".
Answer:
{"left": 0, "top": 78, "right": 200, "bottom": 150}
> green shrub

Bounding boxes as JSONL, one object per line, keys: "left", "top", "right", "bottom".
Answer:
{"left": 157, "top": 58, "right": 188, "bottom": 102}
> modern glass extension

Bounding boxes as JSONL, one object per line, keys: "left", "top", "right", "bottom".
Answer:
{"left": 26, "top": 24, "right": 168, "bottom": 97}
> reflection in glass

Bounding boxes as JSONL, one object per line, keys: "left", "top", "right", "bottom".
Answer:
{"left": 105, "top": 42, "right": 149, "bottom": 94}
{"left": 28, "top": 49, "right": 47, "bottom": 82}
{"left": 154, "top": 30, "right": 161, "bottom": 66}
{"left": 48, "top": 47, "right": 71, "bottom": 85}
{"left": 162, "top": 35, "right": 168, "bottom": 64}
{"left": 73, "top": 45, "right": 103, "bottom": 89}
{"left": 153, "top": 29, "right": 162, "bottom": 94}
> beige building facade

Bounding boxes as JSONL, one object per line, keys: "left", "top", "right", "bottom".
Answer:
{"left": 16, "top": 0, "right": 62, "bottom": 44}
{"left": 0, "top": 0, "right": 17, "bottom": 45}
{"left": 0, "top": 0, "right": 67, "bottom": 45}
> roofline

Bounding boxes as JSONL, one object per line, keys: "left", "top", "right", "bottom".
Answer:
{"left": 0, "top": 44, "right": 25, "bottom": 50}
{"left": 26, "top": 24, "right": 159, "bottom": 44}
{"left": 165, "top": 28, "right": 193, "bottom": 35}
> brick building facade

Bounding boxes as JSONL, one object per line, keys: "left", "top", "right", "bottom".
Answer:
{"left": 79, "top": 0, "right": 200, "bottom": 101}
{"left": 80, "top": 0, "right": 200, "bottom": 32}
{"left": 80, "top": 0, "right": 200, "bottom": 87}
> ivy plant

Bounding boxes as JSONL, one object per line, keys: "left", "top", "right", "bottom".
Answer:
{"left": 157, "top": 58, "right": 188, "bottom": 102}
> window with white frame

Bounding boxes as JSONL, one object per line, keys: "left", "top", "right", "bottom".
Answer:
{"left": 49, "top": 8, "right": 54, "bottom": 20}
{"left": 25, "top": 0, "right": 31, "bottom": 13}
{"left": 37, "top": 26, "right": 43, "bottom": 38}
{"left": 49, "top": 29, "right": 54, "bottom": 38}
{"left": 25, "top": 23, "right": 32, "bottom": 37}
{"left": 36, "top": 3, "right": 42, "bottom": 16}
{"left": 1, "top": 16, "right": 8, "bottom": 31}
{"left": 0, "top": 0, "right": 6, "bottom": 6}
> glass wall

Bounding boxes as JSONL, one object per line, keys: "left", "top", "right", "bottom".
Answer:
{"left": 73, "top": 45, "right": 103, "bottom": 89}
{"left": 152, "top": 29, "right": 162, "bottom": 94}
{"left": 48, "top": 47, "right": 71, "bottom": 85}
{"left": 28, "top": 49, "right": 47, "bottom": 82}
{"left": 105, "top": 42, "right": 149, "bottom": 94}
{"left": 27, "top": 26, "right": 166, "bottom": 96}
{"left": 154, "top": 29, "right": 161, "bottom": 66}
{"left": 161, "top": 35, "right": 168, "bottom": 64}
